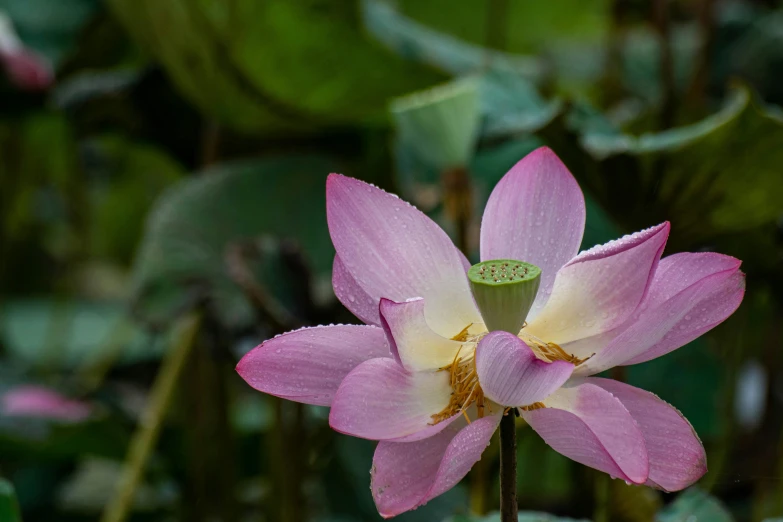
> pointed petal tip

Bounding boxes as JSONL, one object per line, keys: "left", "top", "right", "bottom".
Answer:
{"left": 528, "top": 144, "right": 560, "bottom": 161}
{"left": 237, "top": 325, "right": 391, "bottom": 406}
{"left": 512, "top": 145, "right": 572, "bottom": 175}
{"left": 325, "top": 172, "right": 345, "bottom": 192}
{"left": 326, "top": 170, "right": 479, "bottom": 336}
{"left": 235, "top": 345, "right": 261, "bottom": 378}
{"left": 567, "top": 220, "right": 670, "bottom": 267}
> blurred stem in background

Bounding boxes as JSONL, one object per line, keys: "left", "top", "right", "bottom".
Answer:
{"left": 226, "top": 240, "right": 307, "bottom": 521}
{"left": 652, "top": 0, "right": 677, "bottom": 128}
{"left": 484, "top": 0, "right": 509, "bottom": 56}
{"left": 200, "top": 120, "right": 222, "bottom": 168}
{"left": 183, "top": 313, "right": 239, "bottom": 522}
{"left": 601, "top": 0, "right": 629, "bottom": 105}
{"left": 593, "top": 472, "right": 610, "bottom": 522}
{"left": 101, "top": 311, "right": 202, "bottom": 522}
{"left": 269, "top": 400, "right": 306, "bottom": 522}
{"left": 702, "top": 312, "right": 744, "bottom": 494}
{"left": 442, "top": 166, "right": 473, "bottom": 256}
{"left": 686, "top": 0, "right": 717, "bottom": 106}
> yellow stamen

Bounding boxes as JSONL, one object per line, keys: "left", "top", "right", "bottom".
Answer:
{"left": 451, "top": 323, "right": 473, "bottom": 342}
{"left": 431, "top": 351, "right": 485, "bottom": 425}
{"left": 522, "top": 332, "right": 592, "bottom": 366}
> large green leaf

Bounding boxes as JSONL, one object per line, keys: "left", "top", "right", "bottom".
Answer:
{"left": 86, "top": 136, "right": 185, "bottom": 264}
{"left": 1, "top": 299, "right": 159, "bottom": 368}
{"left": 655, "top": 488, "right": 733, "bottom": 522}
{"left": 365, "top": 0, "right": 560, "bottom": 139}
{"left": 446, "top": 512, "right": 589, "bottom": 521}
{"left": 362, "top": 0, "right": 542, "bottom": 80}
{"left": 565, "top": 86, "right": 783, "bottom": 246}
{"left": 394, "top": 0, "right": 608, "bottom": 56}
{"left": 106, "top": 0, "right": 444, "bottom": 133}
{"left": 363, "top": 0, "right": 610, "bottom": 99}
{"left": 130, "top": 156, "right": 339, "bottom": 328}
{"left": 57, "top": 457, "right": 172, "bottom": 513}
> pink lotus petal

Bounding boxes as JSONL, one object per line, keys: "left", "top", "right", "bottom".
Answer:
{"left": 526, "top": 222, "right": 670, "bottom": 350}
{"left": 589, "top": 378, "right": 706, "bottom": 491}
{"left": 379, "top": 297, "right": 463, "bottom": 372}
{"left": 236, "top": 325, "right": 390, "bottom": 406}
{"left": 2, "top": 386, "right": 90, "bottom": 423}
{"left": 332, "top": 255, "right": 381, "bottom": 326}
{"left": 329, "top": 358, "right": 451, "bottom": 441}
{"left": 479, "top": 147, "right": 585, "bottom": 320}
{"left": 327, "top": 174, "right": 480, "bottom": 338}
{"left": 0, "top": 48, "right": 53, "bottom": 91}
{"left": 371, "top": 412, "right": 501, "bottom": 517}
{"left": 475, "top": 331, "right": 573, "bottom": 407}
{"left": 522, "top": 380, "right": 649, "bottom": 484}
{"left": 578, "top": 253, "right": 744, "bottom": 374}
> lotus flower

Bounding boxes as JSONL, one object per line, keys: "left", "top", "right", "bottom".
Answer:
{"left": 237, "top": 147, "right": 744, "bottom": 517}
{"left": 1, "top": 385, "right": 91, "bottom": 423}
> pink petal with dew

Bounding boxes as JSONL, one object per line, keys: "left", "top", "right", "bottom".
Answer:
{"left": 522, "top": 380, "right": 649, "bottom": 484}
{"left": 379, "top": 297, "right": 463, "bottom": 372}
{"left": 526, "top": 222, "right": 669, "bottom": 350}
{"left": 588, "top": 378, "right": 706, "bottom": 491}
{"left": 326, "top": 174, "right": 480, "bottom": 338}
{"left": 480, "top": 147, "right": 585, "bottom": 320}
{"left": 333, "top": 255, "right": 381, "bottom": 326}
{"left": 329, "top": 358, "right": 451, "bottom": 441}
{"left": 577, "top": 253, "right": 744, "bottom": 375}
{"left": 475, "top": 331, "right": 573, "bottom": 407}
{"left": 2, "top": 386, "right": 90, "bottom": 423}
{"left": 236, "top": 324, "right": 390, "bottom": 407}
{"left": 371, "top": 411, "right": 501, "bottom": 518}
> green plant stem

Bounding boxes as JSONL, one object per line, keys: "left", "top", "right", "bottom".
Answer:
{"left": 499, "top": 412, "right": 518, "bottom": 522}
{"left": 652, "top": 0, "right": 676, "bottom": 128}
{"left": 183, "top": 324, "right": 238, "bottom": 522}
{"left": 687, "top": 0, "right": 716, "bottom": 105}
{"left": 442, "top": 166, "right": 473, "bottom": 255}
{"left": 484, "top": 0, "right": 510, "bottom": 54}
{"left": 268, "top": 397, "right": 285, "bottom": 521}
{"left": 289, "top": 402, "right": 305, "bottom": 522}
{"left": 776, "top": 421, "right": 783, "bottom": 516}
{"left": 100, "top": 312, "right": 202, "bottom": 522}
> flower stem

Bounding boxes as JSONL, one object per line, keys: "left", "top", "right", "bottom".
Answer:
{"left": 441, "top": 166, "right": 472, "bottom": 254}
{"left": 499, "top": 412, "right": 518, "bottom": 522}
{"left": 652, "top": 0, "right": 676, "bottom": 129}
{"left": 101, "top": 311, "right": 201, "bottom": 522}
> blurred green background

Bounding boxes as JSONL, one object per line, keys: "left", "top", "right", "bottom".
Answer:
{"left": 0, "top": 0, "right": 782, "bottom": 521}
